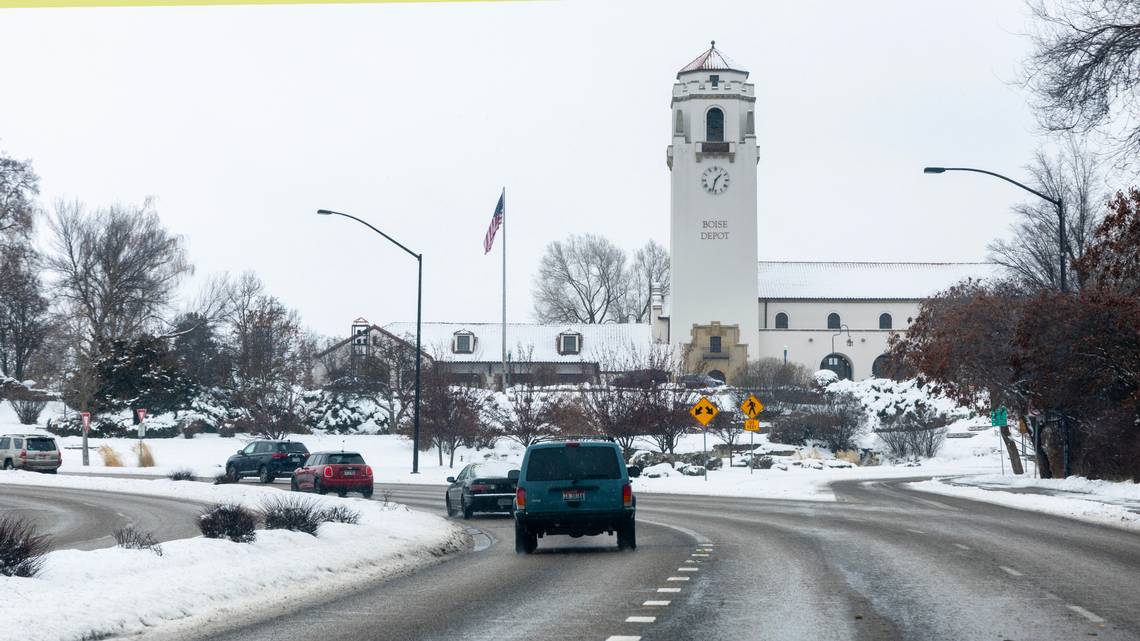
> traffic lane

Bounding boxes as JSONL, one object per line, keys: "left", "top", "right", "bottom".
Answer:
{"left": 0, "top": 484, "right": 205, "bottom": 550}
{"left": 639, "top": 486, "right": 1140, "bottom": 641}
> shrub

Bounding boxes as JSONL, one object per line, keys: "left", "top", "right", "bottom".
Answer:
{"left": 772, "top": 392, "right": 865, "bottom": 452}
{"left": 0, "top": 515, "right": 51, "bottom": 577}
{"left": 98, "top": 445, "right": 123, "bottom": 467}
{"left": 751, "top": 455, "right": 774, "bottom": 470}
{"left": 113, "top": 525, "right": 163, "bottom": 556}
{"left": 199, "top": 504, "right": 257, "bottom": 542}
{"left": 261, "top": 495, "right": 322, "bottom": 536}
{"left": 319, "top": 505, "right": 361, "bottom": 525}
{"left": 875, "top": 404, "right": 951, "bottom": 459}
{"left": 133, "top": 442, "right": 155, "bottom": 467}
{"left": 10, "top": 399, "right": 47, "bottom": 425}
{"left": 167, "top": 468, "right": 194, "bottom": 481}
{"left": 835, "top": 450, "right": 861, "bottom": 466}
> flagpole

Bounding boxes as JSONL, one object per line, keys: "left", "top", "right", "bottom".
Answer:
{"left": 501, "top": 187, "right": 508, "bottom": 392}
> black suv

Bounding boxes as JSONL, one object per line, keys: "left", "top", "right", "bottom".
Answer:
{"left": 224, "top": 440, "right": 309, "bottom": 483}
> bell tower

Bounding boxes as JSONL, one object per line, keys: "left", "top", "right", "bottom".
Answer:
{"left": 666, "top": 42, "right": 759, "bottom": 382}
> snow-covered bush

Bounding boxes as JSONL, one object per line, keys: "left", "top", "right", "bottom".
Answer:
{"left": 812, "top": 369, "right": 839, "bottom": 388}
{"left": 875, "top": 404, "right": 951, "bottom": 459}
{"left": 167, "top": 468, "right": 194, "bottom": 481}
{"left": 113, "top": 525, "right": 163, "bottom": 556}
{"left": 319, "top": 505, "right": 361, "bottom": 525}
{"left": 9, "top": 399, "right": 46, "bottom": 425}
{"left": 0, "top": 515, "right": 50, "bottom": 577}
{"left": 261, "top": 495, "right": 323, "bottom": 536}
{"left": 751, "top": 455, "right": 774, "bottom": 470}
{"left": 303, "top": 390, "right": 389, "bottom": 434}
{"left": 769, "top": 391, "right": 865, "bottom": 451}
{"left": 198, "top": 504, "right": 257, "bottom": 543}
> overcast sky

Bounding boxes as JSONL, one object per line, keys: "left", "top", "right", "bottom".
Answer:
{"left": 0, "top": 0, "right": 1048, "bottom": 338}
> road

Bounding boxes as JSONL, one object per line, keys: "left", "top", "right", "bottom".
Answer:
{"left": 172, "top": 478, "right": 1140, "bottom": 641}
{"left": 0, "top": 484, "right": 204, "bottom": 550}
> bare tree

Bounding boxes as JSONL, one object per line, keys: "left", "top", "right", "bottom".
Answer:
{"left": 0, "top": 244, "right": 49, "bottom": 381}
{"left": 616, "top": 239, "right": 670, "bottom": 323}
{"left": 419, "top": 365, "right": 490, "bottom": 467}
{"left": 0, "top": 152, "right": 37, "bottom": 239}
{"left": 533, "top": 234, "right": 629, "bottom": 324}
{"left": 987, "top": 138, "right": 1106, "bottom": 290}
{"left": 47, "top": 199, "right": 192, "bottom": 356}
{"left": 1024, "top": 0, "right": 1140, "bottom": 163}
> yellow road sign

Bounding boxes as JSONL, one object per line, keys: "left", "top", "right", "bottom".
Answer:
{"left": 740, "top": 394, "right": 764, "bottom": 418}
{"left": 744, "top": 419, "right": 761, "bottom": 432}
{"left": 689, "top": 396, "right": 719, "bottom": 427}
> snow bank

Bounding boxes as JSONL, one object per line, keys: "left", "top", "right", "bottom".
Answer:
{"left": 909, "top": 476, "right": 1140, "bottom": 532}
{"left": 0, "top": 473, "right": 467, "bottom": 641}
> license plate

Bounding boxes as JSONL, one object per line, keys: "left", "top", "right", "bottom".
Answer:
{"left": 498, "top": 498, "right": 513, "bottom": 507}
{"left": 562, "top": 489, "right": 585, "bottom": 501}
{"left": 344, "top": 469, "right": 355, "bottom": 476}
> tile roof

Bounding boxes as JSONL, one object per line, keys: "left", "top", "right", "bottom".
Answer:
{"left": 757, "top": 261, "right": 1001, "bottom": 300}
{"left": 678, "top": 41, "right": 745, "bottom": 75}
{"left": 381, "top": 321, "right": 653, "bottom": 370}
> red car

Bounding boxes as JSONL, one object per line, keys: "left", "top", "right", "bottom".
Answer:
{"left": 291, "top": 451, "right": 374, "bottom": 498}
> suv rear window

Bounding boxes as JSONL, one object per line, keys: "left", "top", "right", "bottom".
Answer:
{"left": 26, "top": 438, "right": 56, "bottom": 451}
{"left": 277, "top": 442, "right": 308, "bottom": 453}
{"left": 326, "top": 453, "right": 364, "bottom": 464}
{"left": 525, "top": 446, "right": 620, "bottom": 482}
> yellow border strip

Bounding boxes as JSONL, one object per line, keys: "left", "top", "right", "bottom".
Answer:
{"left": 1, "top": 0, "right": 508, "bottom": 7}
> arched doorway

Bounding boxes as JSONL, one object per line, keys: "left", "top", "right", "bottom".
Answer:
{"left": 820, "top": 353, "right": 853, "bottom": 380}
{"left": 708, "top": 369, "right": 726, "bottom": 383}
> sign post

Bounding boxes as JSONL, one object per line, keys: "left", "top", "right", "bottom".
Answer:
{"left": 80, "top": 411, "right": 91, "bottom": 466}
{"left": 136, "top": 408, "right": 148, "bottom": 440}
{"left": 689, "top": 396, "right": 719, "bottom": 481}
{"left": 991, "top": 406, "right": 1008, "bottom": 476}
{"left": 740, "top": 394, "right": 764, "bottom": 475}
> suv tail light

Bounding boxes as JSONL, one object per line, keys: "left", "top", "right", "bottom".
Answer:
{"left": 364, "top": 466, "right": 373, "bottom": 477}
{"left": 622, "top": 483, "right": 633, "bottom": 507}
{"left": 323, "top": 466, "right": 333, "bottom": 478}
{"left": 515, "top": 487, "right": 526, "bottom": 509}
{"left": 271, "top": 452, "right": 288, "bottom": 459}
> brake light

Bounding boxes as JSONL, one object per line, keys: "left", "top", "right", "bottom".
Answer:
{"left": 515, "top": 487, "right": 526, "bottom": 509}
{"left": 271, "top": 452, "right": 288, "bottom": 459}
{"left": 364, "top": 466, "right": 373, "bottom": 477}
{"left": 323, "top": 466, "right": 333, "bottom": 478}
{"left": 470, "top": 483, "right": 490, "bottom": 492}
{"left": 622, "top": 483, "right": 633, "bottom": 507}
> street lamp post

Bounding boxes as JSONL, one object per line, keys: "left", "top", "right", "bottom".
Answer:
{"left": 317, "top": 209, "right": 422, "bottom": 474}
{"left": 923, "top": 166, "right": 1067, "bottom": 293}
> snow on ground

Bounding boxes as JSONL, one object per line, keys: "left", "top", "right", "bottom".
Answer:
{"left": 910, "top": 475, "right": 1140, "bottom": 532}
{"left": 0, "top": 472, "right": 467, "bottom": 641}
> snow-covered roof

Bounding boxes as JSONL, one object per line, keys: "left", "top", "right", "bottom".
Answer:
{"left": 757, "top": 261, "right": 1001, "bottom": 300}
{"left": 381, "top": 321, "right": 653, "bottom": 370}
{"left": 678, "top": 41, "right": 746, "bottom": 76}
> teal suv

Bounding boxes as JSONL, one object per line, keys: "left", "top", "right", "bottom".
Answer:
{"left": 511, "top": 437, "right": 641, "bottom": 554}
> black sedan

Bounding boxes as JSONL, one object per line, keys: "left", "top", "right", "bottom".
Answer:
{"left": 445, "top": 461, "right": 518, "bottom": 519}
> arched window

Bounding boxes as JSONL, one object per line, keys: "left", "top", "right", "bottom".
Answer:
{"left": 820, "top": 353, "right": 853, "bottom": 380}
{"left": 706, "top": 108, "right": 724, "bottom": 142}
{"left": 879, "top": 313, "right": 893, "bottom": 330}
{"left": 775, "top": 312, "right": 789, "bottom": 329}
{"left": 872, "top": 354, "right": 892, "bottom": 378}
{"left": 827, "top": 313, "right": 841, "bottom": 330}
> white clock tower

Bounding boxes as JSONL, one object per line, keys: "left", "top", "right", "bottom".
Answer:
{"left": 666, "top": 42, "right": 759, "bottom": 382}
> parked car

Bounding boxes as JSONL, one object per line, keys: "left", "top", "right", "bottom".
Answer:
{"left": 445, "top": 461, "right": 518, "bottom": 519}
{"left": 0, "top": 434, "right": 61, "bottom": 473}
{"left": 291, "top": 451, "right": 373, "bottom": 498}
{"left": 512, "top": 437, "right": 640, "bottom": 554}
{"left": 224, "top": 440, "right": 309, "bottom": 483}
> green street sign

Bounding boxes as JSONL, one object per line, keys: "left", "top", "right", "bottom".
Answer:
{"left": 990, "top": 406, "right": 1008, "bottom": 427}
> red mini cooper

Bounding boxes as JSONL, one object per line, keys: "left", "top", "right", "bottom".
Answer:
{"left": 291, "top": 451, "right": 374, "bottom": 498}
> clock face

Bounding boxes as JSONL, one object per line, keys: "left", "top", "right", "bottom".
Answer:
{"left": 701, "top": 166, "right": 730, "bottom": 194}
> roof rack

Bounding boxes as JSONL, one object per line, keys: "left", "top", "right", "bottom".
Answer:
{"left": 534, "top": 435, "right": 617, "bottom": 444}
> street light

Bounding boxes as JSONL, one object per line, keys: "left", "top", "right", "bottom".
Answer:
{"left": 316, "top": 208, "right": 423, "bottom": 474}
{"left": 831, "top": 324, "right": 853, "bottom": 354}
{"left": 923, "top": 166, "right": 1067, "bottom": 292}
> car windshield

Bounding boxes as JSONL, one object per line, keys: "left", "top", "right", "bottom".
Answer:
{"left": 26, "top": 438, "right": 56, "bottom": 451}
{"left": 278, "top": 443, "right": 308, "bottom": 453}
{"left": 525, "top": 446, "right": 620, "bottom": 482}
{"left": 326, "top": 453, "right": 365, "bottom": 465}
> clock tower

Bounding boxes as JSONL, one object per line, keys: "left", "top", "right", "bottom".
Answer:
{"left": 666, "top": 42, "right": 759, "bottom": 382}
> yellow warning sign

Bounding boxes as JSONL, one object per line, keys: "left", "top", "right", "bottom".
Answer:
{"left": 740, "top": 394, "right": 764, "bottom": 418}
{"left": 744, "top": 419, "right": 761, "bottom": 432}
{"left": 689, "top": 396, "right": 719, "bottom": 427}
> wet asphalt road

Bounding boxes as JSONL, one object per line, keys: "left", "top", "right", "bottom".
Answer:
{"left": 12, "top": 476, "right": 1140, "bottom": 640}
{"left": 0, "top": 483, "right": 203, "bottom": 550}
{"left": 184, "top": 479, "right": 1140, "bottom": 641}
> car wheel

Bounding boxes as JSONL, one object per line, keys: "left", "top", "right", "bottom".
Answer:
{"left": 226, "top": 464, "right": 240, "bottom": 483}
{"left": 44, "top": 469, "right": 57, "bottom": 475}
{"left": 3, "top": 459, "right": 13, "bottom": 470}
{"left": 462, "top": 499, "right": 474, "bottom": 520}
{"left": 515, "top": 522, "right": 537, "bottom": 554}
{"left": 362, "top": 487, "right": 373, "bottom": 499}
{"left": 445, "top": 496, "right": 454, "bottom": 517}
{"left": 290, "top": 477, "right": 299, "bottom": 492}
{"left": 258, "top": 466, "right": 272, "bottom": 484}
{"left": 617, "top": 519, "right": 637, "bottom": 551}
{"left": 315, "top": 478, "right": 328, "bottom": 495}
{"left": 337, "top": 489, "right": 347, "bottom": 498}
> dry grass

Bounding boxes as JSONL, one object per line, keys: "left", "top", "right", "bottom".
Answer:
{"left": 835, "top": 450, "right": 861, "bottom": 466}
{"left": 133, "top": 442, "right": 155, "bottom": 467}
{"left": 795, "top": 447, "right": 823, "bottom": 460}
{"left": 98, "top": 445, "right": 123, "bottom": 467}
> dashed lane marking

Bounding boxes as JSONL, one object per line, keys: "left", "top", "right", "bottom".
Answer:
{"left": 1067, "top": 605, "right": 1106, "bottom": 624}
{"left": 906, "top": 528, "right": 926, "bottom": 535}
{"left": 625, "top": 617, "right": 656, "bottom": 623}
{"left": 953, "top": 543, "right": 970, "bottom": 551}
{"left": 657, "top": 587, "right": 682, "bottom": 593}
{"left": 605, "top": 637, "right": 641, "bottom": 641}
{"left": 667, "top": 576, "right": 690, "bottom": 581}
{"left": 684, "top": 559, "right": 696, "bottom": 563}
{"left": 678, "top": 567, "right": 698, "bottom": 572}
{"left": 691, "top": 553, "right": 709, "bottom": 557}
{"left": 999, "top": 566, "right": 1023, "bottom": 577}
{"left": 643, "top": 601, "right": 671, "bottom": 606}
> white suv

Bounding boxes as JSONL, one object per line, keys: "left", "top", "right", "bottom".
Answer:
{"left": 0, "top": 434, "right": 62, "bottom": 472}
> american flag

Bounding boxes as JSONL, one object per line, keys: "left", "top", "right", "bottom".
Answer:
{"left": 484, "top": 190, "right": 505, "bottom": 254}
